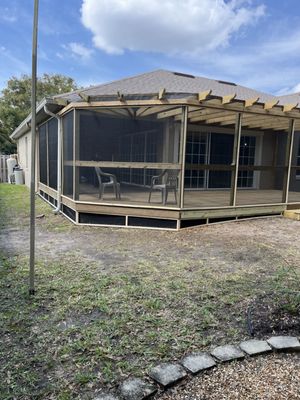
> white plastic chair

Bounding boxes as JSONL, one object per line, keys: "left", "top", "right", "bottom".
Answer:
{"left": 95, "top": 167, "right": 121, "bottom": 200}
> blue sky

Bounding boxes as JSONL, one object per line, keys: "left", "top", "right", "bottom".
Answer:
{"left": 1, "top": 0, "right": 300, "bottom": 95}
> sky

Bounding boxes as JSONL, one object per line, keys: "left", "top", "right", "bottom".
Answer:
{"left": 1, "top": 0, "right": 300, "bottom": 95}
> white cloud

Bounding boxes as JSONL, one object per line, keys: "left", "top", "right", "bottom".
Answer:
{"left": 276, "top": 83, "right": 300, "bottom": 96}
{"left": 81, "top": 0, "right": 265, "bottom": 55}
{"left": 290, "top": 83, "right": 300, "bottom": 93}
{"left": 0, "top": 7, "right": 17, "bottom": 23}
{"left": 63, "top": 42, "right": 94, "bottom": 60}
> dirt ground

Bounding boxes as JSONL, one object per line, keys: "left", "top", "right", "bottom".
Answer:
{"left": 1, "top": 185, "right": 300, "bottom": 399}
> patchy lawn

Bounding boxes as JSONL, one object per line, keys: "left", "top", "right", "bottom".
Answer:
{"left": 0, "top": 184, "right": 299, "bottom": 399}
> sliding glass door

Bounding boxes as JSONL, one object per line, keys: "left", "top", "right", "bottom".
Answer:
{"left": 185, "top": 131, "right": 258, "bottom": 189}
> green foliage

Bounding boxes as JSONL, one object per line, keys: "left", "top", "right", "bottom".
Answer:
{"left": 0, "top": 74, "right": 78, "bottom": 153}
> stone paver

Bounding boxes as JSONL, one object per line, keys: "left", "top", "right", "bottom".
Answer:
{"left": 120, "top": 378, "right": 157, "bottom": 400}
{"left": 149, "top": 363, "right": 187, "bottom": 387}
{"left": 181, "top": 352, "right": 216, "bottom": 374}
{"left": 267, "top": 336, "right": 300, "bottom": 351}
{"left": 239, "top": 339, "right": 272, "bottom": 356}
{"left": 211, "top": 344, "right": 245, "bottom": 362}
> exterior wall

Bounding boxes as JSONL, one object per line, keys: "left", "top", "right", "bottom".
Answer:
{"left": 17, "top": 130, "right": 31, "bottom": 187}
{"left": 259, "top": 131, "right": 276, "bottom": 190}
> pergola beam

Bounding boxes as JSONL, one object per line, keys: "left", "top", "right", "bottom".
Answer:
{"left": 156, "top": 107, "right": 183, "bottom": 119}
{"left": 244, "top": 97, "right": 259, "bottom": 107}
{"left": 283, "top": 103, "right": 298, "bottom": 112}
{"left": 222, "top": 94, "right": 236, "bottom": 104}
{"left": 78, "top": 92, "right": 91, "bottom": 102}
{"left": 220, "top": 114, "right": 284, "bottom": 127}
{"left": 204, "top": 113, "right": 236, "bottom": 124}
{"left": 55, "top": 98, "right": 69, "bottom": 106}
{"left": 158, "top": 88, "right": 166, "bottom": 100}
{"left": 117, "top": 91, "right": 125, "bottom": 102}
{"left": 198, "top": 90, "right": 212, "bottom": 101}
{"left": 58, "top": 98, "right": 300, "bottom": 122}
{"left": 264, "top": 100, "right": 280, "bottom": 110}
{"left": 189, "top": 110, "right": 232, "bottom": 123}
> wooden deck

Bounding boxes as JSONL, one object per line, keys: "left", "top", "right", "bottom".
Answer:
{"left": 78, "top": 184, "right": 300, "bottom": 208}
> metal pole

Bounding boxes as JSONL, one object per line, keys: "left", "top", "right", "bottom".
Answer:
{"left": 29, "top": 0, "right": 39, "bottom": 295}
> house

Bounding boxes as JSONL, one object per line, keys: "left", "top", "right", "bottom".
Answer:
{"left": 11, "top": 70, "right": 300, "bottom": 229}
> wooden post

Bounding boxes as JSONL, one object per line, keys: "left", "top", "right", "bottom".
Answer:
{"left": 73, "top": 109, "right": 80, "bottom": 200}
{"left": 230, "top": 112, "right": 243, "bottom": 206}
{"left": 282, "top": 119, "right": 295, "bottom": 203}
{"left": 179, "top": 106, "right": 188, "bottom": 208}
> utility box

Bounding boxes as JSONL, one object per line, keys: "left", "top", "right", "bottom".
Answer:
{"left": 14, "top": 168, "right": 24, "bottom": 185}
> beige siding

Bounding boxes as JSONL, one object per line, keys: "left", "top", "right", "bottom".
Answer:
{"left": 17, "top": 130, "right": 31, "bottom": 187}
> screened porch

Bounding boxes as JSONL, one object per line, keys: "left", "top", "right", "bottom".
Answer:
{"left": 37, "top": 101, "right": 300, "bottom": 228}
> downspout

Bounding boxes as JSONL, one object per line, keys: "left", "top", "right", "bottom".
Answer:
{"left": 44, "top": 105, "right": 62, "bottom": 214}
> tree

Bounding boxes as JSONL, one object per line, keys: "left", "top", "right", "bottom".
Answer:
{"left": 0, "top": 74, "right": 78, "bottom": 153}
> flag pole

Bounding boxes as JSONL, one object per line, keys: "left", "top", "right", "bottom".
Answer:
{"left": 29, "top": 0, "right": 39, "bottom": 295}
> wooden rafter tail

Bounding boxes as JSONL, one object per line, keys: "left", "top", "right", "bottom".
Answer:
{"left": 283, "top": 103, "right": 299, "bottom": 112}
{"left": 78, "top": 92, "right": 90, "bottom": 103}
{"left": 54, "top": 98, "right": 69, "bottom": 106}
{"left": 244, "top": 97, "right": 259, "bottom": 108}
{"left": 158, "top": 88, "right": 166, "bottom": 100}
{"left": 222, "top": 93, "right": 236, "bottom": 105}
{"left": 263, "top": 100, "right": 279, "bottom": 110}
{"left": 117, "top": 91, "right": 125, "bottom": 102}
{"left": 198, "top": 90, "right": 212, "bottom": 102}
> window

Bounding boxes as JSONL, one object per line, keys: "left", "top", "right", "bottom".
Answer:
{"left": 238, "top": 136, "right": 256, "bottom": 188}
{"left": 185, "top": 131, "right": 208, "bottom": 188}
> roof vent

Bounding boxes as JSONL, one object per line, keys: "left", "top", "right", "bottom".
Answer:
{"left": 217, "top": 80, "right": 237, "bottom": 86}
{"left": 173, "top": 72, "right": 195, "bottom": 79}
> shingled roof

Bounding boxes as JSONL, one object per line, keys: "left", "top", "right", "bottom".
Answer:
{"left": 11, "top": 69, "right": 300, "bottom": 140}
{"left": 54, "top": 69, "right": 281, "bottom": 104}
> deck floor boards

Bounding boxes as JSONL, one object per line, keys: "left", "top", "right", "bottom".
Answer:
{"left": 78, "top": 184, "right": 300, "bottom": 208}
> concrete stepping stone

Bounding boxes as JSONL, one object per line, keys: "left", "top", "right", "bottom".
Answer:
{"left": 267, "top": 336, "right": 300, "bottom": 351}
{"left": 239, "top": 339, "right": 272, "bottom": 356}
{"left": 211, "top": 344, "right": 245, "bottom": 362}
{"left": 181, "top": 352, "right": 216, "bottom": 374}
{"left": 120, "top": 378, "right": 157, "bottom": 400}
{"left": 149, "top": 363, "right": 187, "bottom": 387}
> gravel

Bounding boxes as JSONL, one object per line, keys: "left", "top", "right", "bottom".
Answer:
{"left": 159, "top": 353, "right": 300, "bottom": 400}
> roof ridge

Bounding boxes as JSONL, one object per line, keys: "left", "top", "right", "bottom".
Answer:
{"left": 80, "top": 69, "right": 168, "bottom": 94}
{"left": 276, "top": 92, "right": 300, "bottom": 98}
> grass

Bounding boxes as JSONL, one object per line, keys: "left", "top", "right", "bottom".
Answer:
{"left": 0, "top": 183, "right": 299, "bottom": 399}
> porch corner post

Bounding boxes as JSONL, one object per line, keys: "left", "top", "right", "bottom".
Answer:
{"left": 73, "top": 109, "right": 80, "bottom": 200}
{"left": 282, "top": 118, "right": 295, "bottom": 204}
{"left": 230, "top": 112, "right": 243, "bottom": 206}
{"left": 179, "top": 106, "right": 188, "bottom": 209}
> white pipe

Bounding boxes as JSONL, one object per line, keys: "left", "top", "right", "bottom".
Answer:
{"left": 44, "top": 105, "right": 62, "bottom": 214}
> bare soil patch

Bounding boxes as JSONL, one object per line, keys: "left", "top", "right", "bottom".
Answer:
{"left": 0, "top": 184, "right": 299, "bottom": 399}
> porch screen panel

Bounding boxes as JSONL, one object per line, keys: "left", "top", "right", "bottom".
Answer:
{"left": 77, "top": 106, "right": 181, "bottom": 207}
{"left": 183, "top": 107, "right": 234, "bottom": 208}
{"left": 288, "top": 130, "right": 300, "bottom": 203}
{"left": 236, "top": 116, "right": 289, "bottom": 206}
{"left": 62, "top": 111, "right": 74, "bottom": 197}
{"left": 48, "top": 117, "right": 58, "bottom": 190}
{"left": 38, "top": 124, "right": 47, "bottom": 185}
